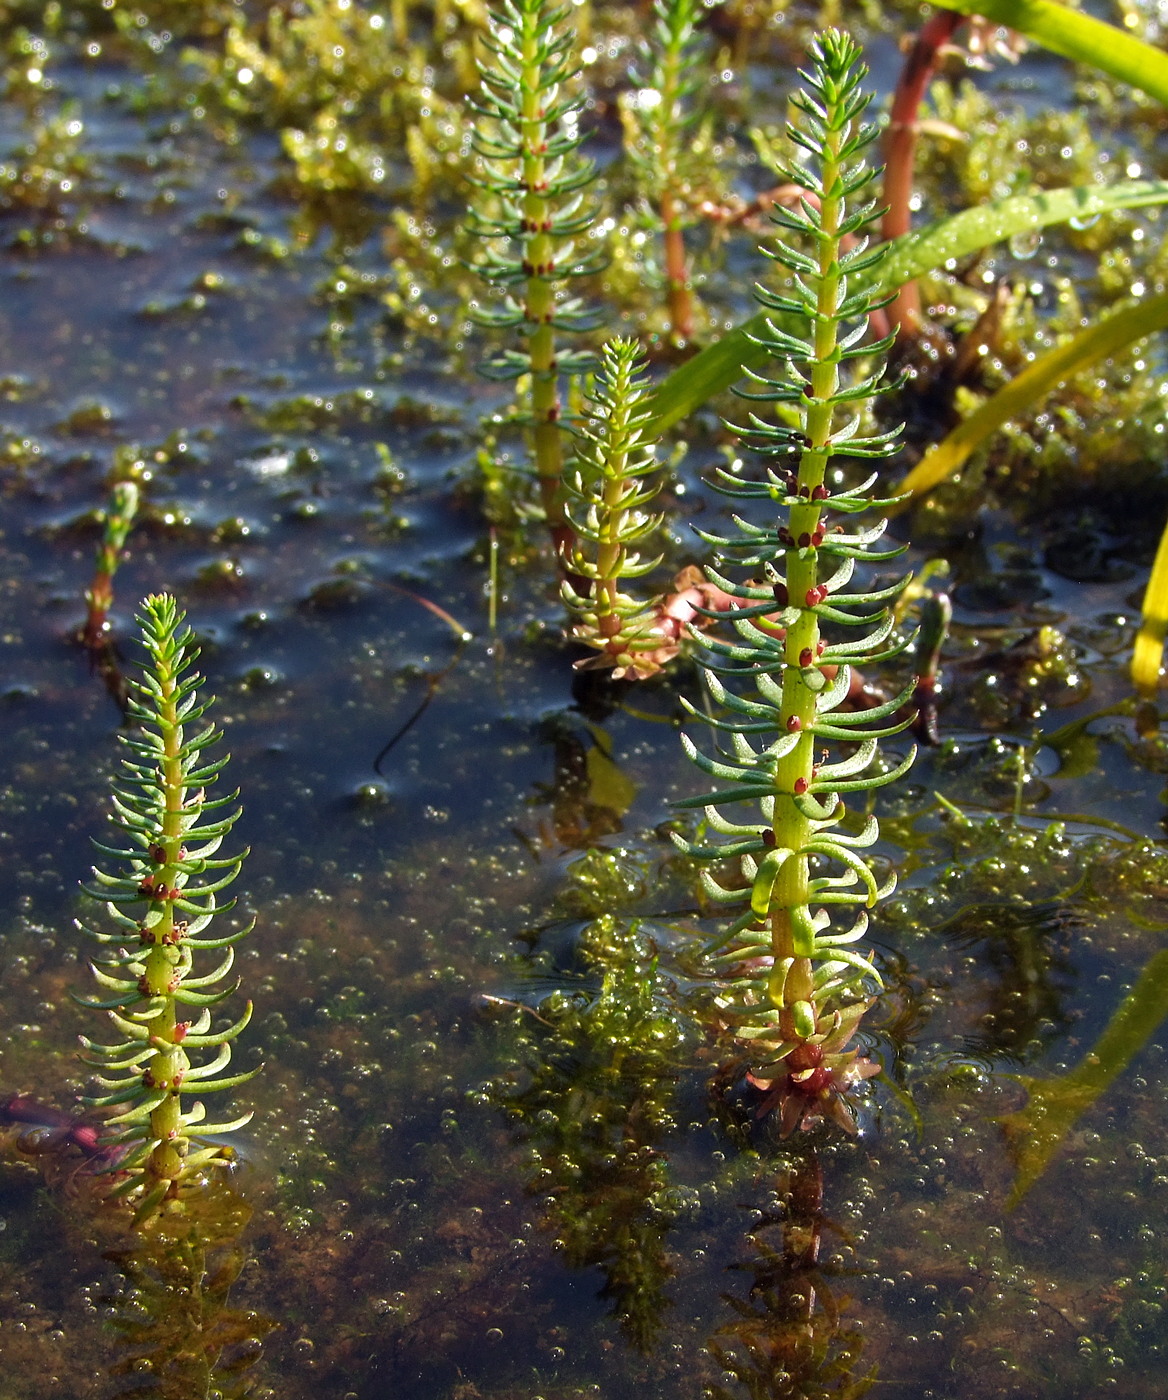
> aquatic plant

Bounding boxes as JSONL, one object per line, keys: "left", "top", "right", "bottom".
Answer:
{"left": 675, "top": 30, "right": 915, "bottom": 1135}
{"left": 880, "top": 7, "right": 966, "bottom": 340}
{"left": 83, "top": 478, "right": 139, "bottom": 651}
{"left": 646, "top": 0, "right": 1168, "bottom": 434}
{"left": 560, "top": 336, "right": 668, "bottom": 678}
{"left": 76, "top": 594, "right": 257, "bottom": 1222}
{"left": 102, "top": 1182, "right": 273, "bottom": 1399}
{"left": 491, "top": 924, "right": 686, "bottom": 1351}
{"left": 466, "top": 0, "right": 603, "bottom": 561}
{"left": 623, "top": 0, "right": 706, "bottom": 342}
{"left": 706, "top": 1151, "right": 872, "bottom": 1398}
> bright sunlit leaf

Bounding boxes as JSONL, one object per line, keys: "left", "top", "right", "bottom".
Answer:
{"left": 1133, "top": 513, "right": 1168, "bottom": 694}
{"left": 945, "top": 0, "right": 1168, "bottom": 109}
{"left": 647, "top": 181, "right": 1168, "bottom": 434}
{"left": 896, "top": 290, "right": 1168, "bottom": 499}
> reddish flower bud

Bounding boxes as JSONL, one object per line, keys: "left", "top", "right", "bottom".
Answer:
{"left": 816, "top": 641, "right": 826, "bottom": 656}
{"left": 805, "top": 587, "right": 819, "bottom": 608}
{"left": 811, "top": 526, "right": 825, "bottom": 546}
{"left": 786, "top": 715, "right": 802, "bottom": 732}
{"left": 812, "top": 484, "right": 829, "bottom": 501}
{"left": 772, "top": 582, "right": 789, "bottom": 607}
{"left": 174, "top": 1022, "right": 190, "bottom": 1042}
{"left": 790, "top": 1065, "right": 833, "bottom": 1096}
{"left": 799, "top": 532, "right": 812, "bottom": 548}
{"left": 788, "top": 1041, "right": 824, "bottom": 1072}
{"left": 793, "top": 776, "right": 808, "bottom": 795}
{"left": 799, "top": 647, "right": 813, "bottom": 667}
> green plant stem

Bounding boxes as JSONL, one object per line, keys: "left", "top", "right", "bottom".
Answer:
{"left": 562, "top": 338, "right": 665, "bottom": 676}
{"left": 766, "top": 111, "right": 850, "bottom": 1030}
{"left": 144, "top": 651, "right": 188, "bottom": 1181}
{"left": 84, "top": 479, "right": 138, "bottom": 650}
{"left": 517, "top": 18, "right": 567, "bottom": 542}
{"left": 646, "top": 178, "right": 1168, "bottom": 435}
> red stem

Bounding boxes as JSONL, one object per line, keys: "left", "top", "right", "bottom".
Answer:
{"left": 882, "top": 9, "right": 966, "bottom": 341}
{"left": 661, "top": 192, "right": 693, "bottom": 343}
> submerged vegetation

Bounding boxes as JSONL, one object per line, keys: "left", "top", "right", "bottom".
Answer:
{"left": 2, "top": 0, "right": 1168, "bottom": 1396}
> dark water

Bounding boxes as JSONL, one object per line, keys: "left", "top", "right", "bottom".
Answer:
{"left": 2, "top": 4, "right": 1168, "bottom": 1398}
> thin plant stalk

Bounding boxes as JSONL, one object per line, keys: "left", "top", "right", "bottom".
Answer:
{"left": 84, "top": 479, "right": 139, "bottom": 651}
{"left": 881, "top": 8, "right": 965, "bottom": 340}
{"left": 467, "top": 0, "right": 603, "bottom": 568}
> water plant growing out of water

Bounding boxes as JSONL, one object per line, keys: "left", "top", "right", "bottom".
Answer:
{"left": 466, "top": 0, "right": 603, "bottom": 561}
{"left": 561, "top": 336, "right": 667, "bottom": 678}
{"left": 623, "top": 0, "right": 706, "bottom": 343}
{"left": 83, "top": 477, "right": 139, "bottom": 652}
{"left": 77, "top": 594, "right": 257, "bottom": 1221}
{"left": 676, "top": 31, "right": 915, "bottom": 1135}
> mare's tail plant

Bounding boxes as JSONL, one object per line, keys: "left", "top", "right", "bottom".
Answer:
{"left": 561, "top": 336, "right": 668, "bottom": 679}
{"left": 83, "top": 478, "right": 139, "bottom": 652}
{"left": 624, "top": 0, "right": 706, "bottom": 343}
{"left": 467, "top": 0, "right": 604, "bottom": 563}
{"left": 77, "top": 594, "right": 257, "bottom": 1221}
{"left": 676, "top": 31, "right": 915, "bottom": 1135}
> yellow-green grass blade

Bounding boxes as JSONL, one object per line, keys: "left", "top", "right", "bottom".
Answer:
{"left": 944, "top": 0, "right": 1168, "bottom": 109}
{"left": 646, "top": 181, "right": 1168, "bottom": 435}
{"left": 999, "top": 948, "right": 1168, "bottom": 1207}
{"left": 896, "top": 290, "right": 1168, "bottom": 500}
{"left": 1133, "top": 512, "right": 1168, "bottom": 694}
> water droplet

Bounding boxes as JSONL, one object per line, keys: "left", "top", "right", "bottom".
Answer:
{"left": 1008, "top": 229, "right": 1042, "bottom": 259}
{"left": 1069, "top": 212, "right": 1101, "bottom": 231}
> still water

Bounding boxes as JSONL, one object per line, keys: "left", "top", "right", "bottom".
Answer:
{"left": 1, "top": 4, "right": 1167, "bottom": 1398}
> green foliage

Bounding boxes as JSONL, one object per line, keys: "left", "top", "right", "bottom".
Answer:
{"left": 945, "top": 0, "right": 1168, "bottom": 108}
{"left": 180, "top": 1, "right": 473, "bottom": 198}
{"left": 76, "top": 595, "right": 257, "bottom": 1222}
{"left": 84, "top": 477, "right": 138, "bottom": 649}
{"left": 561, "top": 337, "right": 667, "bottom": 678}
{"left": 675, "top": 31, "right": 913, "bottom": 1134}
{"left": 645, "top": 177, "right": 1168, "bottom": 436}
{"left": 491, "top": 917, "right": 689, "bottom": 1350}
{"left": 466, "top": 0, "right": 603, "bottom": 538}
{"left": 899, "top": 289, "right": 1168, "bottom": 502}
{"left": 624, "top": 0, "right": 705, "bottom": 205}
{"left": 622, "top": 0, "right": 708, "bottom": 339}
{"left": 1000, "top": 946, "right": 1168, "bottom": 1207}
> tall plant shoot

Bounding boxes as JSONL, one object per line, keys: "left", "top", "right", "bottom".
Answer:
{"left": 677, "top": 31, "right": 915, "bottom": 1135}
{"left": 77, "top": 594, "right": 258, "bottom": 1220}
{"left": 467, "top": 0, "right": 603, "bottom": 560}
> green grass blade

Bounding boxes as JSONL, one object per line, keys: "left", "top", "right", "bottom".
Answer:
{"left": 999, "top": 947, "right": 1168, "bottom": 1207}
{"left": 1134, "top": 511, "right": 1168, "bottom": 695}
{"left": 646, "top": 181, "right": 1168, "bottom": 433}
{"left": 897, "top": 289, "right": 1168, "bottom": 499}
{"left": 941, "top": 0, "right": 1168, "bottom": 108}
{"left": 876, "top": 182, "right": 1168, "bottom": 293}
